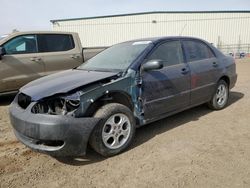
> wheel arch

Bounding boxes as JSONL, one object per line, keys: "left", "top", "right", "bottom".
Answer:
{"left": 84, "top": 91, "right": 134, "bottom": 117}
{"left": 218, "top": 75, "right": 230, "bottom": 87}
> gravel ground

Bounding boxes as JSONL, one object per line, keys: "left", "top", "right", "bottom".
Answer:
{"left": 0, "top": 59, "right": 249, "bottom": 188}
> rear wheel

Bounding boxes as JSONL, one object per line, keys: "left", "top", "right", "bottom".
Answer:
{"left": 89, "top": 103, "right": 136, "bottom": 157}
{"left": 208, "top": 80, "right": 229, "bottom": 110}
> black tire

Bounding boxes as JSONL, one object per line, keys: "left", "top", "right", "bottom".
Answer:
{"left": 208, "top": 80, "right": 229, "bottom": 110}
{"left": 89, "top": 103, "right": 136, "bottom": 157}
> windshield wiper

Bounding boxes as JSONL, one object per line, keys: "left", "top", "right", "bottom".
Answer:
{"left": 77, "top": 67, "right": 122, "bottom": 73}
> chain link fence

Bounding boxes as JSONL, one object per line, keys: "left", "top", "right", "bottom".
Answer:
{"left": 218, "top": 43, "right": 250, "bottom": 54}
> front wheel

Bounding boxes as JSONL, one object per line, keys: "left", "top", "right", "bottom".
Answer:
{"left": 89, "top": 103, "right": 136, "bottom": 157}
{"left": 208, "top": 80, "right": 229, "bottom": 110}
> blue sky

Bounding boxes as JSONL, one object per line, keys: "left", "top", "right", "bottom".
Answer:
{"left": 1, "top": 0, "right": 250, "bottom": 35}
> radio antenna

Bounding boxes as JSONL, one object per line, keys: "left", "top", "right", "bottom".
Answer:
{"left": 179, "top": 23, "right": 187, "bottom": 36}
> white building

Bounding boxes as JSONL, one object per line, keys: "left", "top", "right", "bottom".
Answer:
{"left": 51, "top": 11, "right": 250, "bottom": 53}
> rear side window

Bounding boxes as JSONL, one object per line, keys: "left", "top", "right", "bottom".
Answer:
{"left": 183, "top": 40, "right": 215, "bottom": 62}
{"left": 3, "top": 35, "right": 38, "bottom": 55}
{"left": 148, "top": 40, "right": 184, "bottom": 67}
{"left": 37, "top": 34, "right": 75, "bottom": 53}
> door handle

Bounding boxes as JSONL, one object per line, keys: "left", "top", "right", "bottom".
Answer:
{"left": 181, "top": 68, "right": 189, "bottom": 75}
{"left": 30, "top": 57, "right": 42, "bottom": 62}
{"left": 212, "top": 62, "right": 218, "bottom": 67}
{"left": 70, "top": 55, "right": 80, "bottom": 59}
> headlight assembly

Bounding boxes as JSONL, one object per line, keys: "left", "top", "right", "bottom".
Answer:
{"left": 31, "top": 92, "right": 81, "bottom": 116}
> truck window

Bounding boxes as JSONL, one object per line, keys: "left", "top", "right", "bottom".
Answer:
{"left": 3, "top": 35, "right": 38, "bottom": 55}
{"left": 183, "top": 40, "right": 215, "bottom": 62}
{"left": 37, "top": 34, "right": 75, "bottom": 53}
{"left": 148, "top": 40, "right": 184, "bottom": 67}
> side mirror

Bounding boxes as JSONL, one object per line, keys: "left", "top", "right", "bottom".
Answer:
{"left": 142, "top": 60, "right": 163, "bottom": 71}
{"left": 0, "top": 47, "right": 6, "bottom": 60}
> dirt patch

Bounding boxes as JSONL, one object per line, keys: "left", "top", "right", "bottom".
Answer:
{"left": 0, "top": 156, "right": 23, "bottom": 175}
{"left": 0, "top": 140, "right": 19, "bottom": 147}
{"left": 0, "top": 59, "right": 250, "bottom": 188}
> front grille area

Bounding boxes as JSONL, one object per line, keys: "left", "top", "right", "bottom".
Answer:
{"left": 18, "top": 93, "right": 31, "bottom": 109}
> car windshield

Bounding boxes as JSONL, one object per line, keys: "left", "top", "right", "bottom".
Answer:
{"left": 78, "top": 41, "right": 152, "bottom": 72}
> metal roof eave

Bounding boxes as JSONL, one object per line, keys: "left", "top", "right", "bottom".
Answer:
{"left": 50, "top": 10, "right": 250, "bottom": 23}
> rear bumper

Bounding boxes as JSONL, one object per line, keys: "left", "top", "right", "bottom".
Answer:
{"left": 230, "top": 74, "right": 237, "bottom": 89}
{"left": 9, "top": 98, "right": 100, "bottom": 157}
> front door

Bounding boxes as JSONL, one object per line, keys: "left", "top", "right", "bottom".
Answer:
{"left": 0, "top": 34, "right": 44, "bottom": 93}
{"left": 142, "top": 40, "right": 191, "bottom": 121}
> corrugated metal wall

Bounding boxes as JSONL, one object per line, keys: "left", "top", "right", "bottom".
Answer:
{"left": 52, "top": 12, "right": 250, "bottom": 51}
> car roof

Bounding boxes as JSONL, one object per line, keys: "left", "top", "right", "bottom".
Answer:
{"left": 125, "top": 36, "right": 208, "bottom": 44}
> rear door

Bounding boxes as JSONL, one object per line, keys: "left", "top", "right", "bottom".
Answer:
{"left": 142, "top": 40, "right": 191, "bottom": 121}
{"left": 182, "top": 39, "right": 220, "bottom": 105}
{"left": 0, "top": 34, "right": 44, "bottom": 92}
{"left": 37, "top": 34, "right": 82, "bottom": 75}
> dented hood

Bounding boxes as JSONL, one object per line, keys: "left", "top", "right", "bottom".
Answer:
{"left": 20, "top": 69, "right": 118, "bottom": 101}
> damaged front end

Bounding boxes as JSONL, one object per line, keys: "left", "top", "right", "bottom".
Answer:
{"left": 10, "top": 89, "right": 102, "bottom": 156}
{"left": 9, "top": 69, "right": 144, "bottom": 156}
{"left": 31, "top": 92, "right": 81, "bottom": 116}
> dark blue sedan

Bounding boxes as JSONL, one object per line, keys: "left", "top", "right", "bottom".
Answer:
{"left": 10, "top": 36, "right": 237, "bottom": 157}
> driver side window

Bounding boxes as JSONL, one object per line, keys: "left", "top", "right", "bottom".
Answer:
{"left": 148, "top": 40, "right": 184, "bottom": 67}
{"left": 3, "top": 35, "right": 38, "bottom": 55}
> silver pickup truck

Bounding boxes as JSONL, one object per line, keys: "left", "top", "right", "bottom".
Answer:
{"left": 0, "top": 31, "right": 105, "bottom": 94}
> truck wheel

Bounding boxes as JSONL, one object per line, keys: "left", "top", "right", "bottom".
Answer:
{"left": 208, "top": 80, "right": 229, "bottom": 110}
{"left": 89, "top": 103, "right": 136, "bottom": 157}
